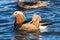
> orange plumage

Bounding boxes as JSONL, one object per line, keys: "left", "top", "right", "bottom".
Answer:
{"left": 12, "top": 11, "right": 41, "bottom": 34}
{"left": 12, "top": 11, "right": 24, "bottom": 24}
{"left": 19, "top": 14, "right": 41, "bottom": 33}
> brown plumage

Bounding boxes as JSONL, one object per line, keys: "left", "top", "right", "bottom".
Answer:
{"left": 19, "top": 14, "right": 41, "bottom": 34}
{"left": 18, "top": 0, "right": 50, "bottom": 9}
{"left": 12, "top": 11, "right": 42, "bottom": 34}
{"left": 12, "top": 11, "right": 24, "bottom": 24}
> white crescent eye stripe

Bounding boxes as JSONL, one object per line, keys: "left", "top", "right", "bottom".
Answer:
{"left": 15, "top": 11, "right": 24, "bottom": 16}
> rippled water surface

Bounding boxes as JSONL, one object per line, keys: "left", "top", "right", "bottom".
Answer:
{"left": 15, "top": 31, "right": 60, "bottom": 40}
{"left": 0, "top": 0, "right": 60, "bottom": 40}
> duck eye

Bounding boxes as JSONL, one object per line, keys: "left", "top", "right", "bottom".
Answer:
{"left": 15, "top": 11, "right": 18, "bottom": 14}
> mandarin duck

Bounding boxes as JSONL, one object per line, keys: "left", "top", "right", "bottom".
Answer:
{"left": 12, "top": 11, "right": 48, "bottom": 34}
{"left": 18, "top": 0, "right": 50, "bottom": 9}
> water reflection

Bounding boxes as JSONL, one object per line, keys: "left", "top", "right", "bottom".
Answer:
{"left": 15, "top": 32, "right": 40, "bottom": 40}
{"left": 15, "top": 32, "right": 60, "bottom": 40}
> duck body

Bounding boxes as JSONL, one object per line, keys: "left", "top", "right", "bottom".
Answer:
{"left": 19, "top": 24, "right": 38, "bottom": 32}
{"left": 18, "top": 14, "right": 41, "bottom": 34}
{"left": 13, "top": 11, "right": 48, "bottom": 34}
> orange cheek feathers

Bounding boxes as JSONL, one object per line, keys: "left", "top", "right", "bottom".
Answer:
{"left": 16, "top": 14, "right": 24, "bottom": 24}
{"left": 12, "top": 13, "right": 24, "bottom": 24}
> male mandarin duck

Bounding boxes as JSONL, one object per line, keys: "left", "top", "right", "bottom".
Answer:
{"left": 12, "top": 11, "right": 41, "bottom": 33}
{"left": 12, "top": 11, "right": 48, "bottom": 34}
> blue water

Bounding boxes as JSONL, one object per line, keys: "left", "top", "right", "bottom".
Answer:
{"left": 0, "top": 0, "right": 60, "bottom": 40}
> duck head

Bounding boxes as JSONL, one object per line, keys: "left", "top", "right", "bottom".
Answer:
{"left": 12, "top": 11, "right": 24, "bottom": 24}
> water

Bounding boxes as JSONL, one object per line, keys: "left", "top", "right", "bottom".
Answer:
{"left": 15, "top": 32, "right": 60, "bottom": 40}
{"left": 0, "top": 0, "right": 60, "bottom": 40}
